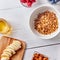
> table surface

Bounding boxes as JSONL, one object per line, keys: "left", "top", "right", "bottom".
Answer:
{"left": 0, "top": 0, "right": 60, "bottom": 60}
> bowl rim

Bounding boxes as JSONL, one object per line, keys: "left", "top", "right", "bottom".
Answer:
{"left": 29, "top": 4, "right": 60, "bottom": 39}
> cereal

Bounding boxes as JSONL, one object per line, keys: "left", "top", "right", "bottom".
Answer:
{"left": 32, "top": 53, "right": 48, "bottom": 60}
{"left": 34, "top": 10, "right": 58, "bottom": 35}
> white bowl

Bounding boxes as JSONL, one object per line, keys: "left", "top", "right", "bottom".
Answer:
{"left": 29, "top": 4, "right": 60, "bottom": 39}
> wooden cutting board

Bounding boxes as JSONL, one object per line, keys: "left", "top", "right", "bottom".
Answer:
{"left": 0, "top": 36, "right": 26, "bottom": 60}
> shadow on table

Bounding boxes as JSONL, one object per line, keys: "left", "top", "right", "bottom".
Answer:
{"left": 33, "top": 0, "right": 48, "bottom": 8}
{"left": 49, "top": 33, "right": 60, "bottom": 40}
{"left": 34, "top": 0, "right": 49, "bottom": 6}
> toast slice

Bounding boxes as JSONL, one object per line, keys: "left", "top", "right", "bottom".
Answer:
{"left": 0, "top": 36, "right": 26, "bottom": 60}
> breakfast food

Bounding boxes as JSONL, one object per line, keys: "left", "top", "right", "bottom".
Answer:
{"left": 0, "top": 18, "right": 12, "bottom": 35}
{"left": 20, "top": 0, "right": 36, "bottom": 7}
{"left": 1, "top": 40, "right": 21, "bottom": 60}
{"left": 32, "top": 53, "right": 48, "bottom": 60}
{"left": 34, "top": 10, "right": 58, "bottom": 35}
{"left": 0, "top": 36, "right": 26, "bottom": 60}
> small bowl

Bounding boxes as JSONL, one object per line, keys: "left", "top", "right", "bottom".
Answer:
{"left": 0, "top": 18, "right": 12, "bottom": 35}
{"left": 20, "top": 0, "right": 36, "bottom": 8}
{"left": 29, "top": 4, "right": 60, "bottom": 39}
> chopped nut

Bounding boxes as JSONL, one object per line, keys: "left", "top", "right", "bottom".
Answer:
{"left": 32, "top": 53, "right": 48, "bottom": 60}
{"left": 43, "top": 57, "right": 48, "bottom": 60}
{"left": 34, "top": 10, "right": 58, "bottom": 35}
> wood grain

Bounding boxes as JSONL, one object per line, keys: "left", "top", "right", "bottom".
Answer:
{"left": 0, "top": 36, "right": 26, "bottom": 60}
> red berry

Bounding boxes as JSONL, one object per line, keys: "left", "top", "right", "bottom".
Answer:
{"left": 26, "top": 0, "right": 30, "bottom": 3}
{"left": 27, "top": 1, "right": 32, "bottom": 7}
{"left": 30, "top": 0, "right": 36, "bottom": 2}
{"left": 20, "top": 0, "right": 26, "bottom": 3}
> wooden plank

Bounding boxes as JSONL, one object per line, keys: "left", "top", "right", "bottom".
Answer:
{"left": 0, "top": 0, "right": 21, "bottom": 9}
{"left": 24, "top": 45, "right": 60, "bottom": 60}
{"left": 0, "top": 8, "right": 60, "bottom": 49}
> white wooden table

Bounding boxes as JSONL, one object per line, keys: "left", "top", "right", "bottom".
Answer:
{"left": 0, "top": 0, "right": 60, "bottom": 60}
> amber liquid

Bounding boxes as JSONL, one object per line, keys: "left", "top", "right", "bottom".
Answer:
{"left": 0, "top": 18, "right": 12, "bottom": 35}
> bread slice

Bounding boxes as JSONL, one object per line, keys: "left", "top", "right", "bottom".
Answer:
{"left": 0, "top": 36, "right": 26, "bottom": 60}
